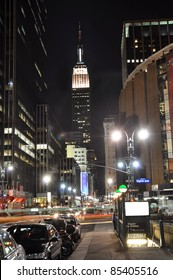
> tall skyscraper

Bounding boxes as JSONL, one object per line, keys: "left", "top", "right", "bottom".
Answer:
{"left": 0, "top": 0, "right": 48, "bottom": 201}
{"left": 0, "top": 0, "right": 63, "bottom": 208}
{"left": 72, "top": 23, "right": 91, "bottom": 149}
{"left": 121, "top": 19, "right": 173, "bottom": 86}
{"left": 70, "top": 23, "right": 98, "bottom": 198}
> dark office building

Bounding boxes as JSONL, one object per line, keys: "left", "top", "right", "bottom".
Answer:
{"left": 64, "top": 131, "right": 83, "bottom": 148}
{"left": 59, "top": 157, "right": 80, "bottom": 205}
{"left": 36, "top": 105, "right": 64, "bottom": 204}
{"left": 121, "top": 19, "right": 173, "bottom": 86}
{"left": 0, "top": 0, "right": 63, "bottom": 208}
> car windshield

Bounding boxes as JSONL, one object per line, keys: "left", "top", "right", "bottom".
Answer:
{"left": 9, "top": 226, "right": 48, "bottom": 242}
{"left": 44, "top": 219, "right": 66, "bottom": 231}
{"left": 64, "top": 218, "right": 76, "bottom": 225}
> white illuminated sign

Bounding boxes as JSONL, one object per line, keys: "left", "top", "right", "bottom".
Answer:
{"left": 125, "top": 201, "right": 149, "bottom": 216}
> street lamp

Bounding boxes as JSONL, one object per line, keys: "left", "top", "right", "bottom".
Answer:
{"left": 43, "top": 174, "right": 51, "bottom": 208}
{"left": 112, "top": 128, "right": 149, "bottom": 157}
{"left": 107, "top": 178, "right": 113, "bottom": 202}
{"left": 60, "top": 183, "right": 66, "bottom": 206}
{"left": 112, "top": 128, "right": 149, "bottom": 189}
{"left": 117, "top": 159, "right": 140, "bottom": 189}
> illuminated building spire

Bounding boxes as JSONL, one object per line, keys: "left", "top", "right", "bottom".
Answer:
{"left": 77, "top": 21, "right": 84, "bottom": 64}
{"left": 72, "top": 22, "right": 91, "bottom": 148}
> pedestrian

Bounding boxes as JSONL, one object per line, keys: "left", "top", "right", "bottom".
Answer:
{"left": 157, "top": 208, "right": 164, "bottom": 220}
{"left": 112, "top": 211, "right": 116, "bottom": 231}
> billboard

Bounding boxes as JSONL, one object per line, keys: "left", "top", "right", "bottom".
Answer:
{"left": 80, "top": 172, "right": 88, "bottom": 195}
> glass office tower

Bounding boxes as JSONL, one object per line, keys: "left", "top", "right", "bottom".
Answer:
{"left": 0, "top": 0, "right": 48, "bottom": 206}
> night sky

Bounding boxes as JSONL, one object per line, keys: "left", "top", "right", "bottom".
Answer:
{"left": 45, "top": 1, "right": 172, "bottom": 193}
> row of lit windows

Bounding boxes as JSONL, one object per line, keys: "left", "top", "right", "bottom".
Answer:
{"left": 127, "top": 59, "right": 144, "bottom": 63}
{"left": 19, "top": 112, "right": 35, "bottom": 135}
{"left": 4, "top": 127, "right": 35, "bottom": 157}
{"left": 4, "top": 148, "right": 35, "bottom": 167}
{"left": 18, "top": 100, "right": 33, "bottom": 122}
{"left": 125, "top": 20, "right": 173, "bottom": 38}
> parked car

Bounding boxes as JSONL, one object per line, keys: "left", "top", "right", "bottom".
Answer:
{"left": 40, "top": 218, "right": 67, "bottom": 232}
{"left": 7, "top": 223, "right": 62, "bottom": 260}
{"left": 59, "top": 215, "right": 82, "bottom": 242}
{"left": 0, "top": 229, "right": 26, "bottom": 260}
{"left": 40, "top": 218, "right": 75, "bottom": 257}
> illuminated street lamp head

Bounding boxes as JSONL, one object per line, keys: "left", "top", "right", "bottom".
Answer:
{"left": 61, "top": 183, "right": 66, "bottom": 190}
{"left": 108, "top": 178, "right": 113, "bottom": 185}
{"left": 7, "top": 165, "right": 13, "bottom": 171}
{"left": 137, "top": 128, "right": 149, "bottom": 140}
{"left": 117, "top": 161, "right": 126, "bottom": 169}
{"left": 111, "top": 130, "right": 122, "bottom": 142}
{"left": 43, "top": 175, "right": 51, "bottom": 184}
{"left": 132, "top": 160, "right": 140, "bottom": 168}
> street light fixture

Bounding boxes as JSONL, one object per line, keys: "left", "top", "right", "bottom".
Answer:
{"left": 112, "top": 128, "right": 149, "bottom": 157}
{"left": 112, "top": 128, "right": 149, "bottom": 189}
{"left": 60, "top": 183, "right": 66, "bottom": 206}
{"left": 43, "top": 174, "right": 51, "bottom": 208}
{"left": 117, "top": 159, "right": 140, "bottom": 189}
{"left": 107, "top": 178, "right": 113, "bottom": 202}
{"left": 60, "top": 183, "right": 66, "bottom": 191}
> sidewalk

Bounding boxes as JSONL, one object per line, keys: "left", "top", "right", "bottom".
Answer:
{"left": 69, "top": 221, "right": 173, "bottom": 260}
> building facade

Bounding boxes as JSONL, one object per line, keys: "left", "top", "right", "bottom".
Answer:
{"left": 103, "top": 115, "right": 118, "bottom": 196}
{"left": 59, "top": 157, "right": 80, "bottom": 206}
{"left": 121, "top": 19, "right": 173, "bottom": 86}
{"left": 35, "top": 104, "right": 64, "bottom": 207}
{"left": 0, "top": 0, "right": 63, "bottom": 208}
{"left": 119, "top": 44, "right": 173, "bottom": 190}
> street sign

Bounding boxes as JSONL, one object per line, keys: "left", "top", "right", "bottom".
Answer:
{"left": 136, "top": 178, "right": 150, "bottom": 183}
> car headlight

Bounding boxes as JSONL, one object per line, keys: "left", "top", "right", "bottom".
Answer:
{"left": 26, "top": 252, "right": 48, "bottom": 260}
{"left": 54, "top": 213, "right": 59, "bottom": 218}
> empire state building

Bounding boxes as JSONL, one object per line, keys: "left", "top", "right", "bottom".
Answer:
{"left": 72, "top": 23, "right": 91, "bottom": 149}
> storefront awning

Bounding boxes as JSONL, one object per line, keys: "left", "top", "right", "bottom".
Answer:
{"left": 6, "top": 196, "right": 14, "bottom": 202}
{"left": 12, "top": 197, "right": 25, "bottom": 203}
{"left": 0, "top": 196, "right": 14, "bottom": 203}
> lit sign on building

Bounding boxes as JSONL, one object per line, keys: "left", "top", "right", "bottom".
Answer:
{"left": 136, "top": 178, "right": 150, "bottom": 183}
{"left": 80, "top": 172, "right": 88, "bottom": 195}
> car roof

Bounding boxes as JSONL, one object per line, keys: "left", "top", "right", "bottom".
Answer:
{"left": 43, "top": 218, "right": 64, "bottom": 222}
{"left": 59, "top": 215, "right": 76, "bottom": 219}
{"left": 7, "top": 223, "right": 54, "bottom": 229}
